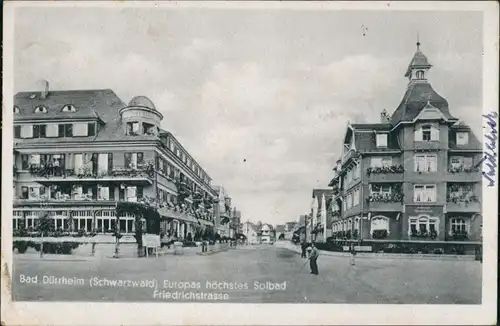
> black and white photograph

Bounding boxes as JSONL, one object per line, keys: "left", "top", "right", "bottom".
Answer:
{"left": 2, "top": 1, "right": 498, "bottom": 325}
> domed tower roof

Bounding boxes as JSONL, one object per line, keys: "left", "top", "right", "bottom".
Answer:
{"left": 128, "top": 96, "right": 157, "bottom": 111}
{"left": 391, "top": 40, "right": 457, "bottom": 126}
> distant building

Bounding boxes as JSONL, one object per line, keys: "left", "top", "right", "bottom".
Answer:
{"left": 328, "top": 42, "right": 482, "bottom": 242}
{"left": 241, "top": 221, "right": 259, "bottom": 244}
{"left": 275, "top": 224, "right": 286, "bottom": 239}
{"left": 310, "top": 188, "right": 334, "bottom": 242}
{"left": 260, "top": 223, "right": 274, "bottom": 243}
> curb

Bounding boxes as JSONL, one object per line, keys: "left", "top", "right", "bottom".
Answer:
{"left": 278, "top": 244, "right": 476, "bottom": 261}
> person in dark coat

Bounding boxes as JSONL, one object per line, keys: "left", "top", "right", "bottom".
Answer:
{"left": 301, "top": 242, "right": 307, "bottom": 258}
{"left": 309, "top": 243, "right": 319, "bottom": 275}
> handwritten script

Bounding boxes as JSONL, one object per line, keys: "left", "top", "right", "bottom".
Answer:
{"left": 482, "top": 111, "right": 498, "bottom": 187}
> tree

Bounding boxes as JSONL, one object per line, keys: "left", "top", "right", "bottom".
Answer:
{"left": 36, "top": 213, "right": 55, "bottom": 258}
{"left": 278, "top": 233, "right": 285, "bottom": 240}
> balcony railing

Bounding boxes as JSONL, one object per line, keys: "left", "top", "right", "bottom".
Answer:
{"left": 26, "top": 164, "right": 154, "bottom": 183}
{"left": 446, "top": 165, "right": 482, "bottom": 182}
{"left": 366, "top": 165, "right": 404, "bottom": 176}
{"left": 446, "top": 193, "right": 481, "bottom": 212}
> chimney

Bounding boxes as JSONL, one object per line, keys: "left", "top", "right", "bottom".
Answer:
{"left": 380, "top": 109, "right": 388, "bottom": 123}
{"left": 41, "top": 80, "right": 49, "bottom": 99}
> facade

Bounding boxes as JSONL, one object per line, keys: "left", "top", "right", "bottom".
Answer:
{"left": 260, "top": 223, "right": 275, "bottom": 243}
{"left": 283, "top": 222, "right": 297, "bottom": 240}
{"left": 241, "top": 221, "right": 260, "bottom": 244}
{"left": 275, "top": 224, "right": 285, "bottom": 239}
{"left": 310, "top": 189, "right": 334, "bottom": 242}
{"left": 13, "top": 84, "right": 220, "bottom": 240}
{"left": 213, "top": 185, "right": 232, "bottom": 238}
{"left": 328, "top": 42, "right": 482, "bottom": 242}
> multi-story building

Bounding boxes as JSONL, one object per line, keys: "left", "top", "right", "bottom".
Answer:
{"left": 329, "top": 42, "right": 482, "bottom": 242}
{"left": 241, "top": 221, "right": 260, "bottom": 244}
{"left": 310, "top": 188, "right": 334, "bottom": 242}
{"left": 12, "top": 84, "right": 219, "bottom": 240}
{"left": 260, "top": 223, "right": 275, "bottom": 243}
{"left": 213, "top": 185, "right": 232, "bottom": 238}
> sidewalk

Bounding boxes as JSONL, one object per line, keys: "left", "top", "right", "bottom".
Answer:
{"left": 275, "top": 241, "right": 476, "bottom": 261}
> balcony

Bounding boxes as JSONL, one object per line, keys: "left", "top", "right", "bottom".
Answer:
{"left": 29, "top": 165, "right": 154, "bottom": 185}
{"left": 446, "top": 166, "right": 482, "bottom": 182}
{"left": 365, "top": 193, "right": 404, "bottom": 212}
{"left": 446, "top": 200, "right": 481, "bottom": 213}
{"left": 366, "top": 165, "right": 404, "bottom": 182}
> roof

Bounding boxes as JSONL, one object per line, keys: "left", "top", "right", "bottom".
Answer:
{"left": 14, "top": 89, "right": 162, "bottom": 144}
{"left": 128, "top": 96, "right": 157, "bottom": 111}
{"left": 353, "top": 130, "right": 401, "bottom": 152}
{"left": 390, "top": 81, "right": 456, "bottom": 126}
{"left": 448, "top": 128, "right": 482, "bottom": 150}
{"left": 14, "top": 89, "right": 112, "bottom": 121}
{"left": 405, "top": 49, "right": 432, "bottom": 77}
{"left": 351, "top": 123, "right": 392, "bottom": 131}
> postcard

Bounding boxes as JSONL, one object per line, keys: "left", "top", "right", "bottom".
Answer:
{"left": 2, "top": 1, "right": 498, "bottom": 325}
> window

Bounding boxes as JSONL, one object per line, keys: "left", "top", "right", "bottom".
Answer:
{"left": 371, "top": 216, "right": 389, "bottom": 232}
{"left": 414, "top": 185, "right": 436, "bottom": 202}
{"left": 73, "top": 123, "right": 88, "bottom": 136}
{"left": 416, "top": 70, "right": 424, "bottom": 79}
{"left": 422, "top": 126, "right": 431, "bottom": 141}
{"left": 124, "top": 152, "right": 144, "bottom": 169}
{"left": 126, "top": 122, "right": 141, "bottom": 135}
{"left": 34, "top": 106, "right": 48, "bottom": 113}
{"left": 415, "top": 124, "right": 439, "bottom": 142}
{"left": 409, "top": 216, "right": 438, "bottom": 235}
{"left": 98, "top": 186, "right": 110, "bottom": 200}
{"left": 14, "top": 126, "right": 21, "bottom": 138}
{"left": 21, "top": 186, "right": 29, "bottom": 199}
{"left": 21, "top": 125, "right": 33, "bottom": 138}
{"left": 21, "top": 155, "right": 29, "bottom": 170}
{"left": 376, "top": 134, "right": 388, "bottom": 147}
{"left": 88, "top": 123, "right": 96, "bottom": 137}
{"left": 126, "top": 186, "right": 137, "bottom": 202}
{"left": 450, "top": 157, "right": 461, "bottom": 169}
{"left": 59, "top": 124, "right": 73, "bottom": 137}
{"left": 456, "top": 132, "right": 469, "bottom": 145}
{"left": 370, "top": 184, "right": 392, "bottom": 195}
{"left": 33, "top": 125, "right": 46, "bottom": 138}
{"left": 381, "top": 157, "right": 392, "bottom": 168}
{"left": 14, "top": 106, "right": 20, "bottom": 114}
{"left": 414, "top": 154, "right": 437, "bottom": 172}
{"left": 61, "top": 105, "right": 77, "bottom": 112}
{"left": 450, "top": 218, "right": 468, "bottom": 233}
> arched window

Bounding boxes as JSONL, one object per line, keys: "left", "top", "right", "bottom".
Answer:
{"left": 354, "top": 217, "right": 361, "bottom": 230}
{"left": 409, "top": 215, "right": 439, "bottom": 236}
{"left": 34, "top": 106, "right": 48, "bottom": 113}
{"left": 371, "top": 216, "right": 390, "bottom": 232}
{"left": 61, "top": 105, "right": 77, "bottom": 112}
{"left": 14, "top": 106, "right": 20, "bottom": 114}
{"left": 416, "top": 70, "right": 424, "bottom": 79}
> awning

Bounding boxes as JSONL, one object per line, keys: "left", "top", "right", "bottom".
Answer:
{"left": 157, "top": 207, "right": 197, "bottom": 223}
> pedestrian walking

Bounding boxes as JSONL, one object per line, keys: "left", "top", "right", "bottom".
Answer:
{"left": 308, "top": 242, "right": 319, "bottom": 275}
{"left": 301, "top": 242, "right": 307, "bottom": 258}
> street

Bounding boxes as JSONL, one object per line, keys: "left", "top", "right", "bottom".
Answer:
{"left": 12, "top": 244, "right": 481, "bottom": 304}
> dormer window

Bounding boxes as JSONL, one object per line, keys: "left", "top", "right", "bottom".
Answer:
{"left": 61, "top": 105, "right": 77, "bottom": 112}
{"left": 456, "top": 132, "right": 469, "bottom": 145}
{"left": 376, "top": 133, "right": 388, "bottom": 148}
{"left": 14, "top": 106, "right": 20, "bottom": 114}
{"left": 34, "top": 106, "right": 47, "bottom": 113}
{"left": 415, "top": 124, "right": 439, "bottom": 142}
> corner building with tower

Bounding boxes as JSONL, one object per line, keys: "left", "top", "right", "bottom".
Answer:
{"left": 13, "top": 85, "right": 226, "bottom": 239}
{"left": 329, "top": 42, "right": 483, "bottom": 243}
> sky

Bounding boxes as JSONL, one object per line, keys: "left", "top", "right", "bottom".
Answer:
{"left": 13, "top": 7, "right": 483, "bottom": 226}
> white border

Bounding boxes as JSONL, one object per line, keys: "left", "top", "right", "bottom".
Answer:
{"left": 2, "top": 2, "right": 498, "bottom": 325}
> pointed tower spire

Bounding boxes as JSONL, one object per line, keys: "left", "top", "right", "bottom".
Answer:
{"left": 405, "top": 36, "right": 432, "bottom": 81}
